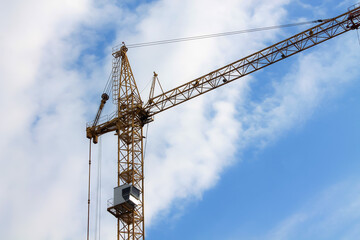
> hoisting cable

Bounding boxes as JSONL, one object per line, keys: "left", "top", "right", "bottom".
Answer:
{"left": 94, "top": 137, "right": 102, "bottom": 240}
{"left": 102, "top": 71, "right": 113, "bottom": 97}
{"left": 125, "top": 19, "right": 326, "bottom": 49}
{"left": 356, "top": 28, "right": 360, "bottom": 46}
{"left": 140, "top": 77, "right": 154, "bottom": 95}
{"left": 87, "top": 139, "right": 92, "bottom": 240}
{"left": 143, "top": 123, "right": 150, "bottom": 161}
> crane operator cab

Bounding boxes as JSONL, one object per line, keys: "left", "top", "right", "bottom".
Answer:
{"left": 111, "top": 184, "right": 141, "bottom": 212}
{"left": 107, "top": 184, "right": 141, "bottom": 223}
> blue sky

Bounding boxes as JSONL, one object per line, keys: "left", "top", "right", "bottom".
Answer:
{"left": 1, "top": 0, "right": 360, "bottom": 239}
{"left": 144, "top": 2, "right": 360, "bottom": 237}
{"left": 148, "top": 87, "right": 360, "bottom": 239}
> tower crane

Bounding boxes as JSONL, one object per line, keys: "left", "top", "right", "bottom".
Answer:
{"left": 86, "top": 4, "right": 360, "bottom": 240}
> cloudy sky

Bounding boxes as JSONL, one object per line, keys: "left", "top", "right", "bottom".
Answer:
{"left": 1, "top": 0, "right": 360, "bottom": 239}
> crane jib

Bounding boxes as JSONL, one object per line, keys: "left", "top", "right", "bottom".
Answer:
{"left": 144, "top": 5, "right": 360, "bottom": 117}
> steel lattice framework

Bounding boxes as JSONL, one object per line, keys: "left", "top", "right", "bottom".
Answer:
{"left": 143, "top": 6, "right": 360, "bottom": 116}
{"left": 86, "top": 4, "right": 360, "bottom": 240}
{"left": 112, "top": 49, "right": 145, "bottom": 240}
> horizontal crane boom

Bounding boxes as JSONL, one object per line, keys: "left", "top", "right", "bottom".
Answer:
{"left": 144, "top": 6, "right": 360, "bottom": 117}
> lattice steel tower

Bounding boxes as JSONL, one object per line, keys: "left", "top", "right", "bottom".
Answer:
{"left": 86, "top": 4, "right": 360, "bottom": 240}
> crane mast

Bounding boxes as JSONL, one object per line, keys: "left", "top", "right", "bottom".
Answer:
{"left": 86, "top": 4, "right": 360, "bottom": 240}
{"left": 109, "top": 47, "right": 145, "bottom": 239}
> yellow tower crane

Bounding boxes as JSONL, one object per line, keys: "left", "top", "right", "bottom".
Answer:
{"left": 86, "top": 4, "right": 360, "bottom": 240}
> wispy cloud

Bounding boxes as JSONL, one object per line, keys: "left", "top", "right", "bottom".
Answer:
{"left": 1, "top": 0, "right": 359, "bottom": 239}
{"left": 265, "top": 178, "right": 360, "bottom": 240}
{"left": 131, "top": 0, "right": 292, "bottom": 224}
{"left": 0, "top": 0, "right": 109, "bottom": 239}
{"left": 143, "top": 31, "right": 360, "bottom": 228}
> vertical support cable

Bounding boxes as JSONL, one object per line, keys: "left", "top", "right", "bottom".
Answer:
{"left": 141, "top": 126, "right": 145, "bottom": 240}
{"left": 87, "top": 139, "right": 92, "bottom": 240}
{"left": 95, "top": 137, "right": 102, "bottom": 240}
{"left": 356, "top": 29, "right": 360, "bottom": 46}
{"left": 117, "top": 134, "right": 120, "bottom": 240}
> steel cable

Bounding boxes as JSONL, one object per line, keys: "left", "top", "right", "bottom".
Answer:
{"left": 87, "top": 140, "right": 92, "bottom": 240}
{"left": 123, "top": 19, "right": 326, "bottom": 49}
{"left": 94, "top": 137, "right": 102, "bottom": 240}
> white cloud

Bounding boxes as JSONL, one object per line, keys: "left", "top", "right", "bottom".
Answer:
{"left": 133, "top": 0, "right": 291, "bottom": 224}
{"left": 1, "top": 0, "right": 359, "bottom": 239}
{"left": 264, "top": 178, "right": 360, "bottom": 240}
{"left": 0, "top": 0, "right": 99, "bottom": 239}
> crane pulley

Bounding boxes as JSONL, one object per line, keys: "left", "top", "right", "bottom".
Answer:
{"left": 86, "top": 4, "right": 360, "bottom": 240}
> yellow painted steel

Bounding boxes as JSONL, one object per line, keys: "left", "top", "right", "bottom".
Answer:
{"left": 143, "top": 6, "right": 360, "bottom": 117}
{"left": 86, "top": 4, "right": 360, "bottom": 240}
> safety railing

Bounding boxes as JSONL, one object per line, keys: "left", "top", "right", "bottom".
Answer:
{"left": 349, "top": 3, "right": 360, "bottom": 11}
{"left": 86, "top": 111, "right": 117, "bottom": 128}
{"left": 107, "top": 198, "right": 114, "bottom": 208}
